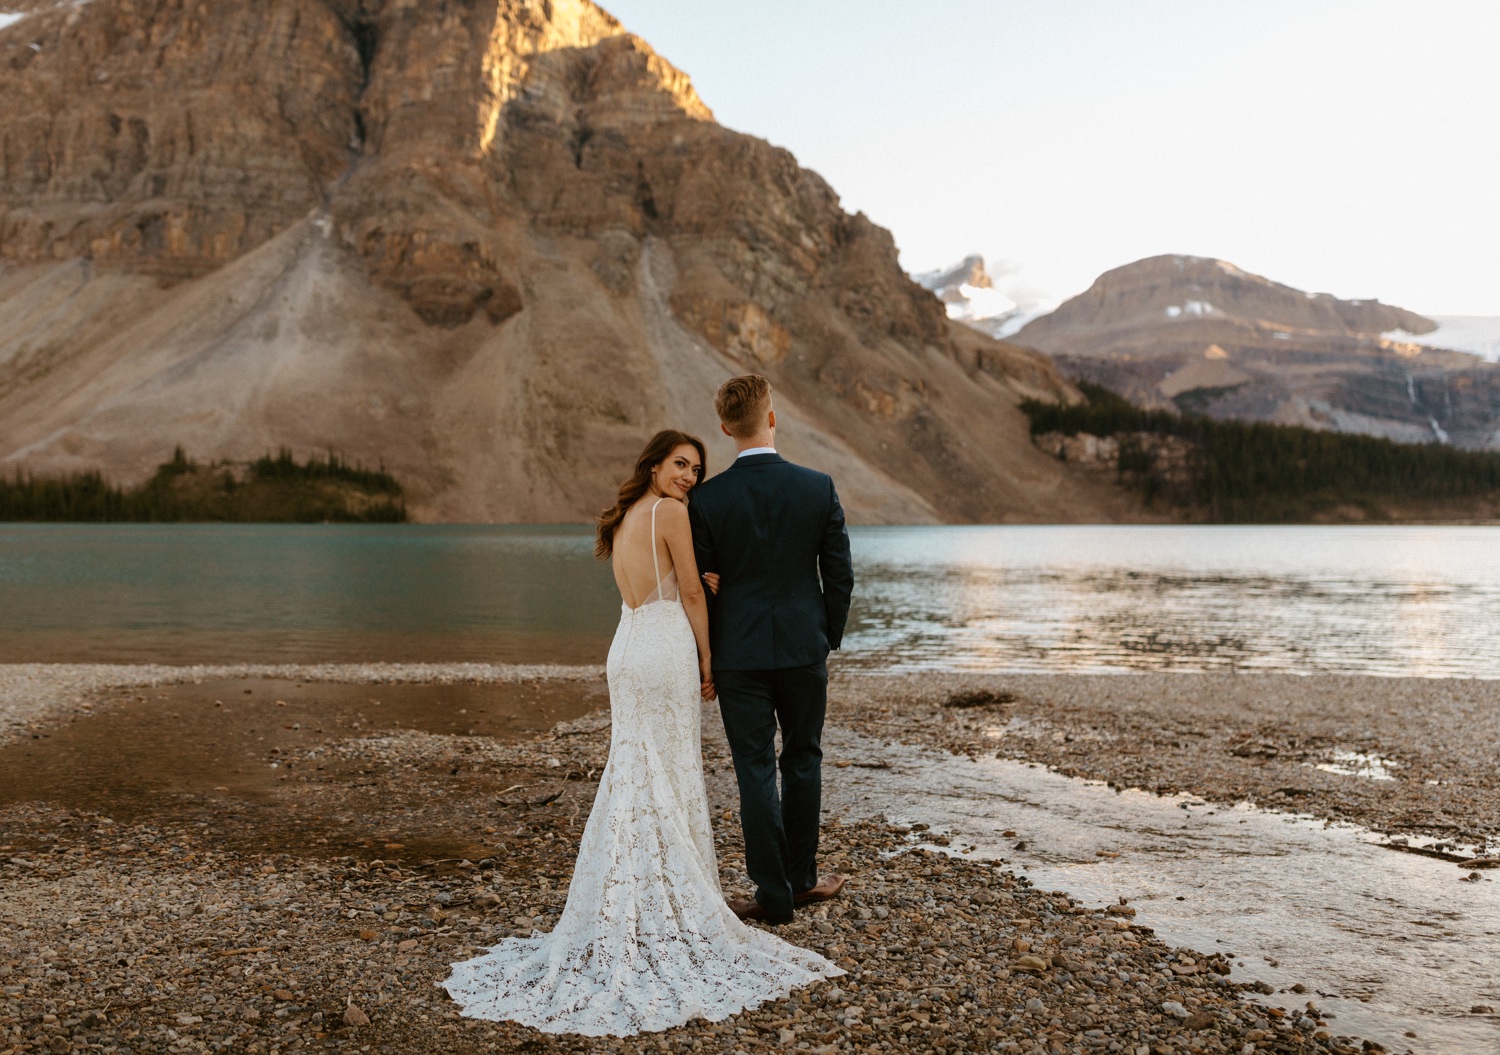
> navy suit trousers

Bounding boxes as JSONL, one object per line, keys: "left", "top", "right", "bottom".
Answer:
{"left": 714, "top": 661, "right": 828, "bottom": 917}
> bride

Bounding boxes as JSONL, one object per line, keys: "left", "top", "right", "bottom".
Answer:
{"left": 443, "top": 429, "right": 843, "bottom": 1036}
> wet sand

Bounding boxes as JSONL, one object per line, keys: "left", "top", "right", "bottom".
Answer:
{"left": 6, "top": 665, "right": 1489, "bottom": 1054}
{"left": 1, "top": 676, "right": 607, "bottom": 862}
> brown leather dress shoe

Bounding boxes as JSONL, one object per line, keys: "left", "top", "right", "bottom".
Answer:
{"left": 727, "top": 897, "right": 793, "bottom": 925}
{"left": 794, "top": 874, "right": 847, "bottom": 904}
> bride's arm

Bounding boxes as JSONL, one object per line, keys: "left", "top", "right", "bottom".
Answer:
{"left": 660, "top": 499, "right": 716, "bottom": 700}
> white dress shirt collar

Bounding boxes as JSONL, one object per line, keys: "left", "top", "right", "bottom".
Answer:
{"left": 736, "top": 446, "right": 777, "bottom": 459}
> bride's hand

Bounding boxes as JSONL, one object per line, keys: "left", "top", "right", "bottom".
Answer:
{"left": 702, "top": 572, "right": 720, "bottom": 595}
{"left": 699, "top": 655, "right": 716, "bottom": 701}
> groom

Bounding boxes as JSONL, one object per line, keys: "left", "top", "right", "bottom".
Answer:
{"left": 688, "top": 374, "right": 855, "bottom": 924}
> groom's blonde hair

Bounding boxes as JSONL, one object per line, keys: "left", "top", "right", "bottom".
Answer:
{"left": 715, "top": 374, "right": 772, "bottom": 438}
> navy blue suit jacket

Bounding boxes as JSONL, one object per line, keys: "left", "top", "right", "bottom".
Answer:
{"left": 687, "top": 453, "right": 854, "bottom": 671}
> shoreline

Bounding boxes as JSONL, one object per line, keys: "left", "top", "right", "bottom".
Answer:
{"left": 6, "top": 663, "right": 1495, "bottom": 848}
{"left": 6, "top": 664, "right": 1495, "bottom": 1053}
{"left": 826, "top": 671, "right": 1499, "bottom": 854}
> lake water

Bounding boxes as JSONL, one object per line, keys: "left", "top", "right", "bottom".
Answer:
{"left": 4, "top": 523, "right": 1500, "bottom": 676}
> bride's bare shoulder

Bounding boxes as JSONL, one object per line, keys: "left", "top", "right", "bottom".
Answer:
{"left": 655, "top": 495, "right": 690, "bottom": 520}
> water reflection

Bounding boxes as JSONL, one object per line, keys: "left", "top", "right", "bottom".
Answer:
{"left": 843, "top": 526, "right": 1500, "bottom": 678}
{"left": 3, "top": 524, "right": 1499, "bottom": 675}
{"left": 815, "top": 729, "right": 1500, "bottom": 1051}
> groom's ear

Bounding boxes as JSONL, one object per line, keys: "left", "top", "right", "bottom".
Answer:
{"left": 768, "top": 409, "right": 776, "bottom": 429}
{"left": 721, "top": 422, "right": 733, "bottom": 438}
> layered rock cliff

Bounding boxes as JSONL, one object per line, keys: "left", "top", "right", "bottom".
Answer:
{"left": 1012, "top": 255, "right": 1500, "bottom": 450}
{"left": 1, "top": 0, "right": 1137, "bottom": 522}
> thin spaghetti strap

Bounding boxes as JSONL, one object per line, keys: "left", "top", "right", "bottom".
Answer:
{"left": 649, "top": 497, "right": 664, "bottom": 593}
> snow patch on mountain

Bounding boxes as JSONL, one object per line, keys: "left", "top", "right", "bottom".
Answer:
{"left": 1383, "top": 316, "right": 1500, "bottom": 363}
{"left": 915, "top": 255, "right": 1060, "bottom": 339}
{"left": 1164, "top": 300, "right": 1218, "bottom": 319}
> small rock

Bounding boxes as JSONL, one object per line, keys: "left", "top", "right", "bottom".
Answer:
{"left": 343, "top": 998, "right": 370, "bottom": 1027}
{"left": 1473, "top": 1005, "right": 1496, "bottom": 1014}
{"left": 1025, "top": 997, "right": 1045, "bottom": 1013}
{"left": 1161, "top": 1000, "right": 1189, "bottom": 1019}
{"left": 1184, "top": 1011, "right": 1216, "bottom": 1030}
{"left": 273, "top": 989, "right": 294, "bottom": 1001}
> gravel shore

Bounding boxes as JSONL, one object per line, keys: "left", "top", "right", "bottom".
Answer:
{"left": 4, "top": 664, "right": 1467, "bottom": 1054}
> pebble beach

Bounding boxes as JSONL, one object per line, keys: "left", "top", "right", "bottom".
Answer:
{"left": 3, "top": 663, "right": 1496, "bottom": 1055}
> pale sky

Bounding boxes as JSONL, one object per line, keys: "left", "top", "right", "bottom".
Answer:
{"left": 602, "top": 0, "right": 1500, "bottom": 315}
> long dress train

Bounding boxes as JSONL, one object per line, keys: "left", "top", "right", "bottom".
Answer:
{"left": 442, "top": 499, "right": 842, "bottom": 1035}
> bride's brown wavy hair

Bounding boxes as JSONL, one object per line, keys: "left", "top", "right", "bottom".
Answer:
{"left": 595, "top": 430, "right": 708, "bottom": 559}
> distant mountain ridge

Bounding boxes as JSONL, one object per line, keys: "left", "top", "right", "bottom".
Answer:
{"left": 914, "top": 255, "right": 1059, "bottom": 340}
{"left": 1008, "top": 255, "right": 1500, "bottom": 451}
{"left": 1023, "top": 255, "right": 1436, "bottom": 342}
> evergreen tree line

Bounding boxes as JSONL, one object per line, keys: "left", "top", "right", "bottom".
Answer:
{"left": 250, "top": 448, "right": 403, "bottom": 495}
{"left": 0, "top": 447, "right": 407, "bottom": 522}
{"left": 1022, "top": 382, "right": 1500, "bottom": 521}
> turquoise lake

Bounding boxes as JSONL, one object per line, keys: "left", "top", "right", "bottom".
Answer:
{"left": 3, "top": 523, "right": 1499, "bottom": 676}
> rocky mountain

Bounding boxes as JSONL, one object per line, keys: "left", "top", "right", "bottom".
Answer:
{"left": 914, "top": 255, "right": 1058, "bottom": 340}
{"left": 1011, "top": 255, "right": 1500, "bottom": 450}
{"left": 0, "top": 0, "right": 1138, "bottom": 523}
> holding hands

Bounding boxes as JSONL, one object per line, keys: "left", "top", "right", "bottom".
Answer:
{"left": 698, "top": 572, "right": 720, "bottom": 700}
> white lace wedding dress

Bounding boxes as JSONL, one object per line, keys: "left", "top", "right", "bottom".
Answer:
{"left": 443, "top": 499, "right": 842, "bottom": 1035}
